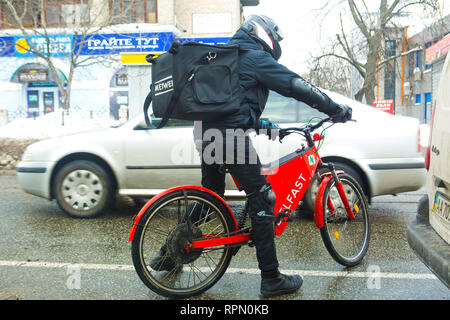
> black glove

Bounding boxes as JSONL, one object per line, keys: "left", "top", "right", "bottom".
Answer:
{"left": 255, "top": 119, "right": 279, "bottom": 141}
{"left": 331, "top": 104, "right": 352, "bottom": 123}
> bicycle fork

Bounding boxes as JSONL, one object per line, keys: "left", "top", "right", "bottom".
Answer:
{"left": 329, "top": 169, "right": 355, "bottom": 220}
{"left": 314, "top": 163, "right": 356, "bottom": 228}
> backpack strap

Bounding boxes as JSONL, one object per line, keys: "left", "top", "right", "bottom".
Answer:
{"left": 143, "top": 90, "right": 153, "bottom": 128}
{"left": 154, "top": 42, "right": 183, "bottom": 129}
{"left": 155, "top": 57, "right": 179, "bottom": 129}
{"left": 142, "top": 42, "right": 181, "bottom": 129}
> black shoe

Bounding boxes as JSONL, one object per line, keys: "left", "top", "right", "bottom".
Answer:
{"left": 149, "top": 246, "right": 179, "bottom": 271}
{"left": 260, "top": 273, "right": 303, "bottom": 297}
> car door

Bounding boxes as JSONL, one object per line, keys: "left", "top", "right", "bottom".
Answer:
{"left": 429, "top": 54, "right": 450, "bottom": 243}
{"left": 123, "top": 116, "right": 201, "bottom": 193}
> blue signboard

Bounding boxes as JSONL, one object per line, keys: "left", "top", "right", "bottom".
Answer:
{"left": 75, "top": 32, "right": 174, "bottom": 55}
{"left": 0, "top": 32, "right": 174, "bottom": 57}
{"left": 179, "top": 37, "right": 231, "bottom": 45}
{"left": 0, "top": 36, "right": 14, "bottom": 57}
{"left": 13, "top": 35, "right": 73, "bottom": 57}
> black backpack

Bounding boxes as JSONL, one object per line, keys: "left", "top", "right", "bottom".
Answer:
{"left": 143, "top": 41, "right": 241, "bottom": 128}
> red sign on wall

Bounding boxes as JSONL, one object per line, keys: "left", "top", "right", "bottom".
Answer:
{"left": 372, "top": 99, "right": 394, "bottom": 114}
{"left": 426, "top": 34, "right": 450, "bottom": 63}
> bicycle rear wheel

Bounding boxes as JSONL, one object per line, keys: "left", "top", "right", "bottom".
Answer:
{"left": 131, "top": 189, "right": 236, "bottom": 298}
{"left": 320, "top": 173, "right": 370, "bottom": 266}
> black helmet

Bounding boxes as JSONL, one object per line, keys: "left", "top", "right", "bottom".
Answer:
{"left": 241, "top": 14, "right": 284, "bottom": 60}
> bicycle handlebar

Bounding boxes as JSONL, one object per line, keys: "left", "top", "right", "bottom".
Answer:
{"left": 279, "top": 117, "right": 331, "bottom": 136}
{"left": 278, "top": 117, "right": 355, "bottom": 144}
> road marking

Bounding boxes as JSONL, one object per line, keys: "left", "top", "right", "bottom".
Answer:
{"left": 0, "top": 260, "right": 134, "bottom": 271}
{"left": 227, "top": 268, "right": 438, "bottom": 280}
{"left": 0, "top": 260, "right": 438, "bottom": 280}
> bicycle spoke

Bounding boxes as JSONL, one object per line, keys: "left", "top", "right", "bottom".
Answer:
{"left": 132, "top": 191, "right": 235, "bottom": 298}
{"left": 201, "top": 251, "right": 216, "bottom": 272}
{"left": 320, "top": 176, "right": 370, "bottom": 267}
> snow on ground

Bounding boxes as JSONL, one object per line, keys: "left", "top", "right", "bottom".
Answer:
{"left": 0, "top": 109, "right": 121, "bottom": 139}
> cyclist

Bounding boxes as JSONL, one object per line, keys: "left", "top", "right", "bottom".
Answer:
{"left": 153, "top": 14, "right": 352, "bottom": 297}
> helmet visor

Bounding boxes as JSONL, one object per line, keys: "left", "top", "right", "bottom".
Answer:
{"left": 272, "top": 24, "right": 283, "bottom": 42}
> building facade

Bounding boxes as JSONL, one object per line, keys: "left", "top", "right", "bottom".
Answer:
{"left": 0, "top": 0, "right": 258, "bottom": 122}
{"left": 375, "top": 15, "right": 449, "bottom": 123}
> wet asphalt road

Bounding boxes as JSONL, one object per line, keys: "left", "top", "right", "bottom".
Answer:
{"left": 0, "top": 172, "right": 448, "bottom": 301}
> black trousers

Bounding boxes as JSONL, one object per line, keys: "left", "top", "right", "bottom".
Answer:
{"left": 199, "top": 131, "right": 279, "bottom": 273}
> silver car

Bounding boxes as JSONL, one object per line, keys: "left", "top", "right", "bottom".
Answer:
{"left": 16, "top": 90, "right": 426, "bottom": 218}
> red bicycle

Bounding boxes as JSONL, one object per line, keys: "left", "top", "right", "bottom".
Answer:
{"left": 128, "top": 117, "right": 370, "bottom": 298}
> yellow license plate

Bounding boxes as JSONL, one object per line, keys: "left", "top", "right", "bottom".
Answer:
{"left": 433, "top": 191, "right": 450, "bottom": 222}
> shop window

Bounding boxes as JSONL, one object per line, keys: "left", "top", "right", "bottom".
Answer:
{"left": 109, "top": 0, "right": 157, "bottom": 24}
{"left": 44, "top": 1, "right": 90, "bottom": 27}
{"left": 110, "top": 66, "right": 129, "bottom": 121}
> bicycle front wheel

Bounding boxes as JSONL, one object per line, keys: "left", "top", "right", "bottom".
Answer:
{"left": 319, "top": 173, "right": 370, "bottom": 267}
{"left": 131, "top": 189, "right": 236, "bottom": 299}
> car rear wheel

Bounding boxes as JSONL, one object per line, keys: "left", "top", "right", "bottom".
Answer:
{"left": 53, "top": 160, "right": 114, "bottom": 218}
{"left": 300, "top": 162, "right": 365, "bottom": 217}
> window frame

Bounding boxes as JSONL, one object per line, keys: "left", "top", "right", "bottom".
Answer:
{"left": 0, "top": 0, "right": 41, "bottom": 28}
{"left": 44, "top": 0, "right": 90, "bottom": 27}
{"left": 415, "top": 93, "right": 421, "bottom": 105}
{"left": 108, "top": 0, "right": 158, "bottom": 25}
{"left": 415, "top": 50, "right": 421, "bottom": 69}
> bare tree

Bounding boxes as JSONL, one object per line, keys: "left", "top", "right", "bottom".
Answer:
{"left": 303, "top": 55, "right": 353, "bottom": 97}
{"left": 313, "top": 0, "right": 441, "bottom": 103}
{"left": 0, "top": 0, "right": 125, "bottom": 110}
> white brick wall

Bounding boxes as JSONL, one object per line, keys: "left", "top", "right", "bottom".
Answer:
{"left": 158, "top": 0, "right": 175, "bottom": 25}
{"left": 174, "top": 0, "right": 242, "bottom": 37}
{"left": 91, "top": 0, "right": 242, "bottom": 35}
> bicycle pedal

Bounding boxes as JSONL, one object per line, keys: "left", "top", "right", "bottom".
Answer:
{"left": 280, "top": 216, "right": 294, "bottom": 223}
{"left": 275, "top": 209, "right": 294, "bottom": 224}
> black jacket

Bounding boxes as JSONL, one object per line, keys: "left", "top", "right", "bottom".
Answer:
{"left": 202, "top": 28, "right": 300, "bottom": 130}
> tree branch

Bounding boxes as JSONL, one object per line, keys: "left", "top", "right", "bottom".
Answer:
{"left": 315, "top": 52, "right": 366, "bottom": 78}
{"left": 348, "top": 0, "right": 370, "bottom": 40}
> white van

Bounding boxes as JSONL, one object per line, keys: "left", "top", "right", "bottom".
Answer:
{"left": 407, "top": 52, "right": 450, "bottom": 288}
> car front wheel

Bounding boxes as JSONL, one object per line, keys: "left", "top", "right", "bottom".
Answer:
{"left": 301, "top": 162, "right": 365, "bottom": 216}
{"left": 53, "top": 160, "right": 114, "bottom": 218}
